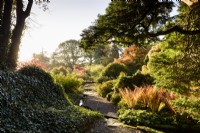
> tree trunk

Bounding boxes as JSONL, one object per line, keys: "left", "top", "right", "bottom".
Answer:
{"left": 7, "top": 0, "right": 33, "bottom": 70}
{"left": 0, "top": 0, "right": 13, "bottom": 67}
{"left": 7, "top": 17, "right": 25, "bottom": 69}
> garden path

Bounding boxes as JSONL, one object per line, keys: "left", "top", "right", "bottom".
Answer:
{"left": 83, "top": 87, "right": 143, "bottom": 133}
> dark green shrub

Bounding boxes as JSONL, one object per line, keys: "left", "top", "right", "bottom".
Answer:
{"left": 113, "top": 71, "right": 154, "bottom": 92}
{"left": 106, "top": 92, "right": 113, "bottom": 101}
{"left": 110, "top": 93, "right": 121, "bottom": 105}
{"left": 118, "top": 109, "right": 161, "bottom": 126}
{"left": 97, "top": 62, "right": 127, "bottom": 83}
{"left": 113, "top": 72, "right": 135, "bottom": 92}
{"left": 97, "top": 76, "right": 110, "bottom": 83}
{"left": 97, "top": 80, "right": 115, "bottom": 97}
{"left": 18, "top": 66, "right": 53, "bottom": 83}
{"left": 131, "top": 71, "right": 154, "bottom": 87}
{"left": 118, "top": 109, "right": 199, "bottom": 132}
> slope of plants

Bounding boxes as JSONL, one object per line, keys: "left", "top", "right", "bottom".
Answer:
{"left": 0, "top": 67, "right": 101, "bottom": 132}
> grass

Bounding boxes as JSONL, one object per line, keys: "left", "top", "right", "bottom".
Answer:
{"left": 119, "top": 86, "right": 176, "bottom": 113}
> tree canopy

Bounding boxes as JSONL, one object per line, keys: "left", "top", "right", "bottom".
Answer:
{"left": 50, "top": 40, "right": 86, "bottom": 69}
{"left": 80, "top": 0, "right": 200, "bottom": 50}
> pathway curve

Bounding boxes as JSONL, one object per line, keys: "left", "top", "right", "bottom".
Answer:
{"left": 83, "top": 88, "right": 143, "bottom": 133}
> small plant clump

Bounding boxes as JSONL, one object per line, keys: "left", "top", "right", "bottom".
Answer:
{"left": 119, "top": 86, "right": 176, "bottom": 113}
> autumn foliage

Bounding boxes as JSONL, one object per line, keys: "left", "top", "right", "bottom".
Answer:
{"left": 73, "top": 65, "right": 86, "bottom": 78}
{"left": 119, "top": 86, "right": 176, "bottom": 114}
{"left": 17, "top": 58, "right": 49, "bottom": 71}
{"left": 115, "top": 45, "right": 147, "bottom": 64}
{"left": 115, "top": 45, "right": 148, "bottom": 74}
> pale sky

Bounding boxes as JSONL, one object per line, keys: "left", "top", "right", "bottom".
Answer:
{"left": 19, "top": 0, "right": 110, "bottom": 61}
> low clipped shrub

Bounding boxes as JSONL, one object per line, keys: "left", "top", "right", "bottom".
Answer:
{"left": 113, "top": 72, "right": 135, "bottom": 92}
{"left": 97, "top": 62, "right": 127, "bottom": 83}
{"left": 97, "top": 80, "right": 115, "bottom": 97}
{"left": 18, "top": 65, "right": 53, "bottom": 83}
{"left": 118, "top": 109, "right": 199, "bottom": 132}
{"left": 172, "top": 97, "right": 200, "bottom": 121}
{"left": 131, "top": 71, "right": 154, "bottom": 87}
{"left": 113, "top": 71, "right": 154, "bottom": 92}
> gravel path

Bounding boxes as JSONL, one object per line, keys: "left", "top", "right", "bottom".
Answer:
{"left": 83, "top": 90, "right": 143, "bottom": 133}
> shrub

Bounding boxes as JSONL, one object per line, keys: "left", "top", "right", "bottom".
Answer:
{"left": 97, "top": 62, "right": 127, "bottom": 83}
{"left": 97, "top": 80, "right": 115, "bottom": 97}
{"left": 131, "top": 71, "right": 154, "bottom": 87}
{"left": 52, "top": 73, "right": 83, "bottom": 94}
{"left": 85, "top": 64, "right": 104, "bottom": 82}
{"left": 51, "top": 66, "right": 70, "bottom": 76}
{"left": 18, "top": 66, "right": 53, "bottom": 83}
{"left": 97, "top": 76, "right": 110, "bottom": 83}
{"left": 113, "top": 71, "right": 154, "bottom": 92}
{"left": 110, "top": 92, "right": 121, "bottom": 105}
{"left": 172, "top": 97, "right": 200, "bottom": 121}
{"left": 106, "top": 92, "right": 113, "bottom": 101}
{"left": 118, "top": 109, "right": 199, "bottom": 132}
{"left": 118, "top": 109, "right": 162, "bottom": 126}
{"left": 113, "top": 72, "right": 135, "bottom": 92}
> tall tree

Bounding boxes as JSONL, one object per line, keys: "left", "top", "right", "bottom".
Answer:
{"left": 0, "top": 0, "right": 49, "bottom": 70}
{"left": 50, "top": 40, "right": 86, "bottom": 69}
{"left": 80, "top": 0, "right": 200, "bottom": 50}
{"left": 109, "top": 44, "right": 119, "bottom": 60}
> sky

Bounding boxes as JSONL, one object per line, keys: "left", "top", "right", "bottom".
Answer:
{"left": 19, "top": 0, "right": 110, "bottom": 61}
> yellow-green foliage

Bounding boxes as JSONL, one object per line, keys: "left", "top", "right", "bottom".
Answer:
{"left": 52, "top": 73, "right": 83, "bottom": 94}
{"left": 97, "top": 80, "right": 115, "bottom": 97}
{"left": 97, "top": 62, "right": 127, "bottom": 83}
{"left": 85, "top": 64, "right": 104, "bottom": 81}
{"left": 51, "top": 66, "right": 70, "bottom": 76}
{"left": 172, "top": 96, "right": 200, "bottom": 121}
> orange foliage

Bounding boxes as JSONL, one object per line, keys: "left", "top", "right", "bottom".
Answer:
{"left": 73, "top": 65, "right": 86, "bottom": 77}
{"left": 119, "top": 86, "right": 176, "bottom": 114}
{"left": 17, "top": 58, "right": 49, "bottom": 70}
{"left": 115, "top": 45, "right": 147, "bottom": 64}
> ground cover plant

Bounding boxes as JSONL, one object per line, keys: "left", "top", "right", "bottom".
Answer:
{"left": 0, "top": 66, "right": 101, "bottom": 132}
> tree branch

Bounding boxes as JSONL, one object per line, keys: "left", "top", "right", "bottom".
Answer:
{"left": 148, "top": 25, "right": 200, "bottom": 37}
{"left": 24, "top": 0, "right": 33, "bottom": 18}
